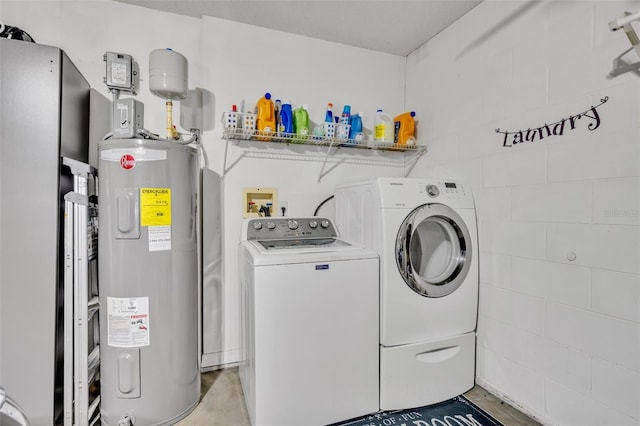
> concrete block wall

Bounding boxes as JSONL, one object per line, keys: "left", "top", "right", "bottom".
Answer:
{"left": 407, "top": 1, "right": 640, "bottom": 425}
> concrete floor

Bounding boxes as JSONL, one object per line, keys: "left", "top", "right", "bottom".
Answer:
{"left": 176, "top": 367, "right": 541, "bottom": 426}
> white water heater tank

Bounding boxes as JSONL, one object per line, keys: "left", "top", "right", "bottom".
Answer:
{"left": 149, "top": 48, "right": 188, "bottom": 100}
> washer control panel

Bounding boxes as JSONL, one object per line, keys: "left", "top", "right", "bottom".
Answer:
{"left": 421, "top": 181, "right": 467, "bottom": 199}
{"left": 247, "top": 217, "right": 336, "bottom": 240}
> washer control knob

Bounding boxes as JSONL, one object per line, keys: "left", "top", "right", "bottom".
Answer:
{"left": 266, "top": 221, "right": 276, "bottom": 230}
{"left": 287, "top": 220, "right": 299, "bottom": 230}
{"left": 253, "top": 221, "right": 263, "bottom": 230}
{"left": 320, "top": 220, "right": 330, "bottom": 229}
{"left": 426, "top": 184, "right": 440, "bottom": 197}
{"left": 309, "top": 220, "right": 318, "bottom": 229}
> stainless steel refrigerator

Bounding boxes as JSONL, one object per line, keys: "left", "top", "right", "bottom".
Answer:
{"left": 0, "top": 38, "right": 90, "bottom": 425}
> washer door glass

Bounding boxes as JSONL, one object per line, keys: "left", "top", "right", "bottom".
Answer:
{"left": 396, "top": 203, "right": 472, "bottom": 298}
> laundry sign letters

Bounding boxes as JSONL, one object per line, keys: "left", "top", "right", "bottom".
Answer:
{"left": 496, "top": 97, "right": 609, "bottom": 147}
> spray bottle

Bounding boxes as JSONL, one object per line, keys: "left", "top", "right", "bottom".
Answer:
{"left": 325, "top": 103, "right": 334, "bottom": 123}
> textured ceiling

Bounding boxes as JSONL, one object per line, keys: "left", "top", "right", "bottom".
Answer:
{"left": 114, "top": 0, "right": 482, "bottom": 56}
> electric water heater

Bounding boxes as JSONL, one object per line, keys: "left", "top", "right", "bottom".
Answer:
{"left": 98, "top": 138, "right": 199, "bottom": 425}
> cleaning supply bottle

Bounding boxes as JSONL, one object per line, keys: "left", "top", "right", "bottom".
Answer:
{"left": 256, "top": 92, "right": 276, "bottom": 140}
{"left": 394, "top": 111, "right": 416, "bottom": 145}
{"left": 339, "top": 105, "right": 351, "bottom": 125}
{"left": 325, "top": 103, "right": 334, "bottom": 123}
{"left": 349, "top": 112, "right": 363, "bottom": 142}
{"left": 293, "top": 104, "right": 310, "bottom": 140}
{"left": 374, "top": 109, "right": 394, "bottom": 143}
{"left": 274, "top": 99, "right": 282, "bottom": 134}
{"left": 279, "top": 100, "right": 294, "bottom": 135}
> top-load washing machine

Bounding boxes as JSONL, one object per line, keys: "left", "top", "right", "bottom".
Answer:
{"left": 335, "top": 177, "right": 478, "bottom": 410}
{"left": 238, "top": 217, "right": 379, "bottom": 426}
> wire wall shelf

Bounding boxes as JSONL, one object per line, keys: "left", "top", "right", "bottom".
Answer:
{"left": 222, "top": 128, "right": 427, "bottom": 182}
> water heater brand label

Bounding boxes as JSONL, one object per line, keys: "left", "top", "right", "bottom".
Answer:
{"left": 120, "top": 154, "right": 136, "bottom": 170}
{"left": 107, "top": 296, "right": 150, "bottom": 347}
{"left": 101, "top": 148, "right": 168, "bottom": 162}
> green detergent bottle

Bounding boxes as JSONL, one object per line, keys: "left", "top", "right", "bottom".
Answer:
{"left": 293, "top": 104, "right": 310, "bottom": 142}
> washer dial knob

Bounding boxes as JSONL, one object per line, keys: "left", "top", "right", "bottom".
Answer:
{"left": 320, "top": 220, "right": 330, "bottom": 229}
{"left": 253, "top": 221, "right": 263, "bottom": 230}
{"left": 287, "top": 219, "right": 299, "bottom": 230}
{"left": 309, "top": 220, "right": 318, "bottom": 229}
{"left": 426, "top": 184, "right": 440, "bottom": 197}
{"left": 266, "top": 221, "right": 276, "bottom": 230}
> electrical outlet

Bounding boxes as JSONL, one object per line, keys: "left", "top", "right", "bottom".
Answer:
{"left": 279, "top": 200, "right": 288, "bottom": 217}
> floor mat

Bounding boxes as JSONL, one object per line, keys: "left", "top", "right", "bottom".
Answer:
{"left": 330, "top": 395, "right": 504, "bottom": 426}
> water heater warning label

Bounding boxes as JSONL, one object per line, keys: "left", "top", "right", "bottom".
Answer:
{"left": 140, "top": 188, "right": 171, "bottom": 226}
{"left": 148, "top": 225, "right": 171, "bottom": 252}
{"left": 107, "top": 297, "right": 150, "bottom": 347}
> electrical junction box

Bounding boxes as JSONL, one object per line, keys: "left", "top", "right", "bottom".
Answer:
{"left": 243, "top": 187, "right": 278, "bottom": 218}
{"left": 104, "top": 51, "right": 139, "bottom": 94}
{"left": 113, "top": 97, "right": 144, "bottom": 139}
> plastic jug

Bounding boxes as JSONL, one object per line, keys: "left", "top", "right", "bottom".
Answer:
{"left": 374, "top": 110, "right": 394, "bottom": 143}
{"left": 279, "top": 100, "right": 294, "bottom": 135}
{"left": 394, "top": 111, "right": 416, "bottom": 145}
{"left": 256, "top": 92, "right": 276, "bottom": 140}
{"left": 294, "top": 104, "right": 310, "bottom": 138}
{"left": 349, "top": 112, "right": 363, "bottom": 141}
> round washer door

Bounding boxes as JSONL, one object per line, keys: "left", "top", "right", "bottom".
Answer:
{"left": 396, "top": 203, "right": 473, "bottom": 298}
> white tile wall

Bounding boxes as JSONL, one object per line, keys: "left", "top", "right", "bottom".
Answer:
{"left": 547, "top": 223, "right": 640, "bottom": 274}
{"left": 592, "top": 358, "right": 640, "bottom": 420}
{"left": 511, "top": 257, "right": 591, "bottom": 309}
{"left": 474, "top": 187, "right": 511, "bottom": 222}
{"left": 478, "top": 283, "right": 511, "bottom": 324}
{"left": 479, "top": 220, "right": 546, "bottom": 259}
{"left": 476, "top": 314, "right": 511, "bottom": 359}
{"left": 547, "top": 302, "right": 639, "bottom": 372}
{"left": 591, "top": 269, "right": 640, "bottom": 322}
{"left": 546, "top": 379, "right": 637, "bottom": 426}
{"left": 511, "top": 182, "right": 592, "bottom": 223}
{"left": 548, "top": 130, "right": 640, "bottom": 182}
{"left": 510, "top": 329, "right": 592, "bottom": 404}
{"left": 479, "top": 251, "right": 511, "bottom": 289}
{"left": 510, "top": 292, "right": 545, "bottom": 335}
{"left": 482, "top": 147, "right": 547, "bottom": 188}
{"left": 592, "top": 178, "right": 640, "bottom": 226}
{"left": 407, "top": 1, "right": 640, "bottom": 424}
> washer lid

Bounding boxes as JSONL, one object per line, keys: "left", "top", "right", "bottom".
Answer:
{"left": 257, "top": 238, "right": 350, "bottom": 250}
{"left": 396, "top": 203, "right": 472, "bottom": 298}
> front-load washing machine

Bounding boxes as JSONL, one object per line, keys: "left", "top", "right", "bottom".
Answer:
{"left": 238, "top": 217, "right": 379, "bottom": 426}
{"left": 335, "top": 178, "right": 478, "bottom": 410}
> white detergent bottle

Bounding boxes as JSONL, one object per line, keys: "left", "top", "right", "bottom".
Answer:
{"left": 374, "top": 109, "right": 394, "bottom": 143}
